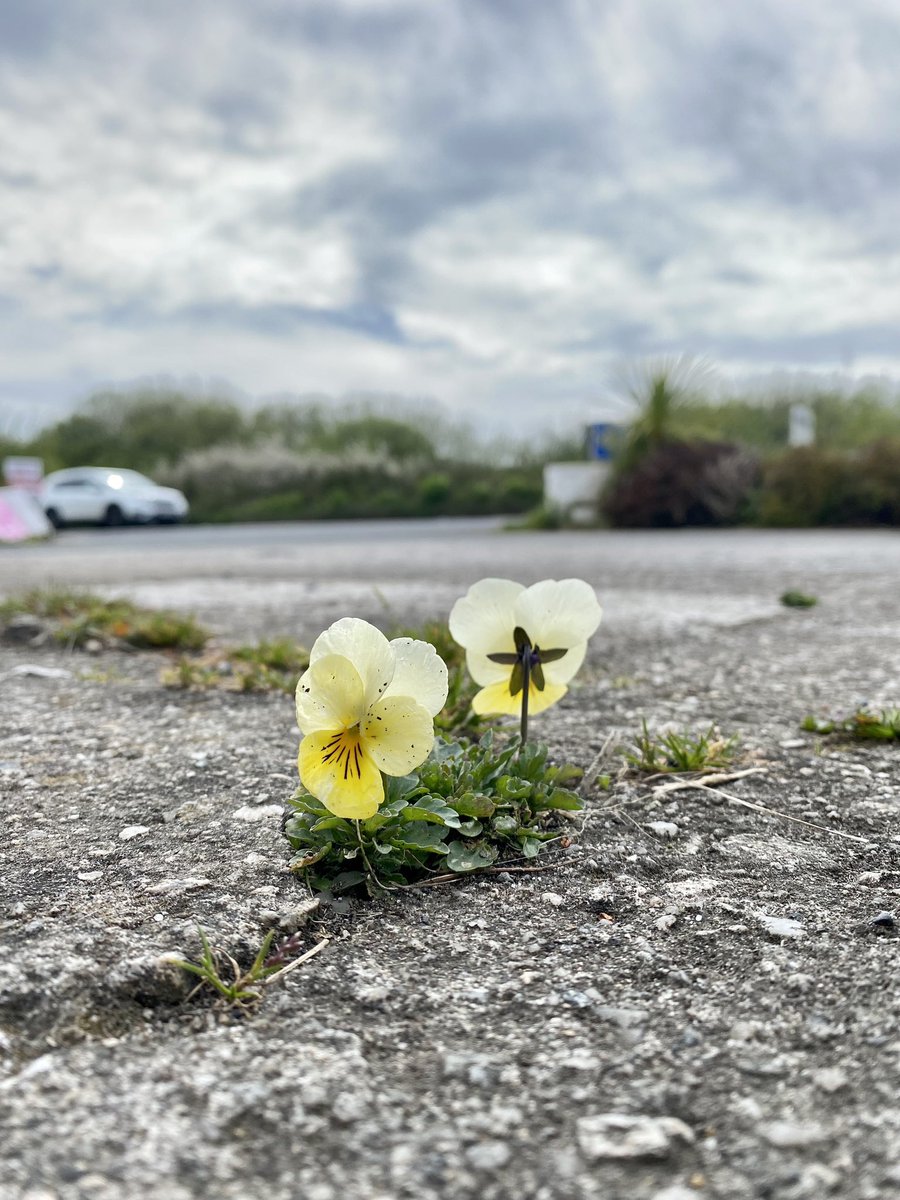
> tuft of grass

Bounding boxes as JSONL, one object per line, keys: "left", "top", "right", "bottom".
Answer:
{"left": 172, "top": 927, "right": 326, "bottom": 1011}
{"left": 0, "top": 587, "right": 209, "bottom": 651}
{"left": 162, "top": 637, "right": 310, "bottom": 694}
{"left": 802, "top": 707, "right": 900, "bottom": 741}
{"left": 504, "top": 504, "right": 565, "bottom": 531}
{"left": 284, "top": 732, "right": 583, "bottom": 897}
{"left": 164, "top": 618, "right": 484, "bottom": 740}
{"left": 625, "top": 719, "right": 739, "bottom": 774}
{"left": 781, "top": 590, "right": 818, "bottom": 609}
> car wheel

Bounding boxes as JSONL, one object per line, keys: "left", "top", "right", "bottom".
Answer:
{"left": 104, "top": 504, "right": 125, "bottom": 527}
{"left": 46, "top": 507, "right": 64, "bottom": 529}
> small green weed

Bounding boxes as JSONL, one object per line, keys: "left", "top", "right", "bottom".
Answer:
{"left": 625, "top": 720, "right": 739, "bottom": 774}
{"left": 504, "top": 504, "right": 565, "bottom": 531}
{"left": 781, "top": 591, "right": 818, "bottom": 609}
{"left": 802, "top": 707, "right": 900, "bottom": 741}
{"left": 0, "top": 587, "right": 209, "bottom": 651}
{"left": 172, "top": 927, "right": 326, "bottom": 1010}
{"left": 283, "top": 732, "right": 583, "bottom": 896}
{"left": 164, "top": 637, "right": 311, "bottom": 694}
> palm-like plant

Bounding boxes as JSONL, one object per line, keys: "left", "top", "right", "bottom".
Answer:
{"left": 618, "top": 357, "right": 714, "bottom": 469}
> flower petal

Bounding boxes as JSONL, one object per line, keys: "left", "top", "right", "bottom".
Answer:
{"left": 464, "top": 649, "right": 512, "bottom": 687}
{"left": 448, "top": 578, "right": 524, "bottom": 655}
{"left": 541, "top": 640, "right": 587, "bottom": 686}
{"left": 295, "top": 654, "right": 366, "bottom": 734}
{"left": 310, "top": 617, "right": 395, "bottom": 709}
{"left": 471, "top": 678, "right": 567, "bottom": 717}
{"left": 385, "top": 637, "right": 449, "bottom": 716}
{"left": 514, "top": 579, "right": 602, "bottom": 649}
{"left": 360, "top": 696, "right": 435, "bottom": 776}
{"left": 298, "top": 729, "right": 384, "bottom": 819}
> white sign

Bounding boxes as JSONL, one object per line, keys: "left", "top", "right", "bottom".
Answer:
{"left": 2, "top": 456, "right": 44, "bottom": 492}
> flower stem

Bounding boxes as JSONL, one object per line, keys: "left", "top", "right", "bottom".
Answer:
{"left": 354, "top": 818, "right": 383, "bottom": 891}
{"left": 520, "top": 654, "right": 530, "bottom": 746}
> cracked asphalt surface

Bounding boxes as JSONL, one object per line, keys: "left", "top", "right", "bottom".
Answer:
{"left": 1, "top": 522, "right": 899, "bottom": 1200}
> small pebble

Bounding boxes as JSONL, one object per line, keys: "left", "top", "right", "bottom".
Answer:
{"left": 6, "top": 664, "right": 72, "bottom": 680}
{"left": 646, "top": 821, "right": 678, "bottom": 839}
{"left": 119, "top": 825, "right": 150, "bottom": 841}
{"left": 762, "top": 1120, "right": 825, "bottom": 1148}
{"left": 757, "top": 913, "right": 805, "bottom": 940}
{"left": 576, "top": 1113, "right": 695, "bottom": 1161}
{"left": 232, "top": 804, "right": 284, "bottom": 822}
{"left": 813, "top": 1067, "right": 848, "bottom": 1093}
{"left": 465, "top": 1140, "right": 512, "bottom": 1171}
{"left": 541, "top": 892, "right": 564, "bottom": 907}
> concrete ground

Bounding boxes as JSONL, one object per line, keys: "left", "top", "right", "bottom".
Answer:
{"left": 1, "top": 522, "right": 899, "bottom": 1200}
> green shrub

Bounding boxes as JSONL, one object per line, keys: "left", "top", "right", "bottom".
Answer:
{"left": 603, "top": 439, "right": 759, "bottom": 528}
{"left": 758, "top": 442, "right": 900, "bottom": 526}
{"left": 419, "top": 473, "right": 452, "bottom": 508}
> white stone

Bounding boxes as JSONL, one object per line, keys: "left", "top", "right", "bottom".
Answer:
{"left": 756, "top": 913, "right": 805, "bottom": 940}
{"left": 762, "top": 1121, "right": 826, "bottom": 1148}
{"left": 119, "top": 825, "right": 150, "bottom": 841}
{"left": 465, "top": 1140, "right": 512, "bottom": 1171}
{"left": 232, "top": 804, "right": 285, "bottom": 822}
{"left": 646, "top": 821, "right": 679, "bottom": 839}
{"left": 576, "top": 1113, "right": 695, "bottom": 1161}
{"left": 5, "top": 664, "right": 72, "bottom": 680}
{"left": 813, "top": 1067, "right": 848, "bottom": 1093}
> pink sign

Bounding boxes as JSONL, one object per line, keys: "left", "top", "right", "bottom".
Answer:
{"left": 0, "top": 496, "right": 30, "bottom": 541}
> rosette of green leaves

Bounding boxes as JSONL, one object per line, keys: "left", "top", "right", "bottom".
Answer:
{"left": 283, "top": 732, "right": 583, "bottom": 896}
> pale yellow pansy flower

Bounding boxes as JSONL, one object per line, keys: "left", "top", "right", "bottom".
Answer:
{"left": 295, "top": 617, "right": 449, "bottom": 820}
{"left": 449, "top": 578, "right": 602, "bottom": 738}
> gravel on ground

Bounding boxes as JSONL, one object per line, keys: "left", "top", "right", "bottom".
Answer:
{"left": 1, "top": 526, "right": 899, "bottom": 1200}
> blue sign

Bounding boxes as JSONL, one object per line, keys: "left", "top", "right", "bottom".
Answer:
{"left": 586, "top": 423, "right": 618, "bottom": 461}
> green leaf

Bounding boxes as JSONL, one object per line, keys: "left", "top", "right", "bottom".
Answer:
{"left": 450, "top": 791, "right": 496, "bottom": 819}
{"left": 380, "top": 796, "right": 413, "bottom": 816}
{"left": 311, "top": 816, "right": 351, "bottom": 832}
{"left": 392, "top": 824, "right": 450, "bottom": 852}
{"left": 400, "top": 806, "right": 448, "bottom": 826}
{"left": 363, "top": 812, "right": 393, "bottom": 833}
{"left": 445, "top": 841, "right": 497, "bottom": 873}
{"left": 534, "top": 788, "right": 583, "bottom": 812}
{"left": 457, "top": 819, "right": 483, "bottom": 836}
{"left": 546, "top": 763, "right": 583, "bottom": 785}
{"left": 519, "top": 837, "right": 542, "bottom": 858}
{"left": 289, "top": 846, "right": 329, "bottom": 870}
{"left": 496, "top": 775, "right": 531, "bottom": 801}
{"left": 492, "top": 814, "right": 519, "bottom": 835}
{"left": 402, "top": 795, "right": 463, "bottom": 827}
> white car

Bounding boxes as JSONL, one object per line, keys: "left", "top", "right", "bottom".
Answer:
{"left": 41, "top": 468, "right": 189, "bottom": 528}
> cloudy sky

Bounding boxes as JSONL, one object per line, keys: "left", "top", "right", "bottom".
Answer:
{"left": 1, "top": 0, "right": 899, "bottom": 436}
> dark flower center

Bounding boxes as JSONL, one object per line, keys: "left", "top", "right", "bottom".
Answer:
{"left": 487, "top": 626, "right": 567, "bottom": 696}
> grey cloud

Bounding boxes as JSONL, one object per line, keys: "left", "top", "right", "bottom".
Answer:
{"left": 657, "top": 11, "right": 900, "bottom": 215}
{"left": 0, "top": 0, "right": 70, "bottom": 59}
{"left": 1, "top": 0, "right": 899, "bottom": 429}
{"left": 712, "top": 325, "right": 900, "bottom": 366}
